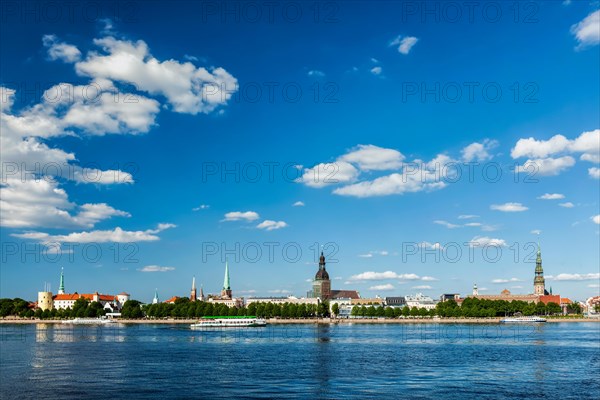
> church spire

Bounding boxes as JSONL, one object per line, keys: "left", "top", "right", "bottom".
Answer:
{"left": 152, "top": 288, "right": 159, "bottom": 304}
{"left": 534, "top": 242, "right": 546, "bottom": 295}
{"left": 221, "top": 259, "right": 232, "bottom": 299}
{"left": 199, "top": 284, "right": 204, "bottom": 301}
{"left": 58, "top": 267, "right": 65, "bottom": 294}
{"left": 190, "top": 276, "right": 197, "bottom": 301}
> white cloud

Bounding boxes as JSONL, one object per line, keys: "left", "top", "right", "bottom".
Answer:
{"left": 268, "top": 289, "right": 291, "bottom": 294}
{"left": 292, "top": 201, "right": 305, "bottom": 207}
{"left": 468, "top": 236, "right": 507, "bottom": 248}
{"left": 390, "top": 35, "right": 419, "bottom": 54}
{"left": 193, "top": 204, "right": 210, "bottom": 211}
{"left": 546, "top": 273, "right": 600, "bottom": 281}
{"left": 12, "top": 223, "right": 175, "bottom": 243}
{"left": 511, "top": 130, "right": 599, "bottom": 175}
{"left": 349, "top": 271, "right": 421, "bottom": 281}
{"left": 358, "top": 253, "right": 373, "bottom": 258}
{"left": 490, "top": 202, "right": 528, "bottom": 212}
{"left": 307, "top": 70, "right": 325, "bottom": 77}
{"left": 138, "top": 265, "right": 175, "bottom": 272}
{"left": 421, "top": 276, "right": 438, "bottom": 281}
{"left": 76, "top": 36, "right": 237, "bottom": 114}
{"left": 458, "top": 214, "right": 479, "bottom": 219}
{"left": 43, "top": 34, "right": 81, "bottom": 63}
{"left": 418, "top": 242, "right": 444, "bottom": 251}
{"left": 571, "top": 10, "right": 600, "bottom": 49}
{"left": 333, "top": 171, "right": 446, "bottom": 198}
{"left": 589, "top": 167, "right": 600, "bottom": 179}
{"left": 515, "top": 156, "right": 576, "bottom": 176}
{"left": 370, "top": 66, "right": 382, "bottom": 75}
{"left": 340, "top": 144, "right": 405, "bottom": 171}
{"left": 369, "top": 284, "right": 395, "bottom": 291}
{"left": 434, "top": 220, "right": 460, "bottom": 229}
{"left": 588, "top": 284, "right": 599, "bottom": 288}
{"left": 412, "top": 285, "right": 432, "bottom": 290}
{"left": 359, "top": 250, "right": 389, "bottom": 258}
{"left": 592, "top": 215, "right": 600, "bottom": 224}
{"left": 256, "top": 220, "right": 288, "bottom": 231}
{"left": 297, "top": 161, "right": 359, "bottom": 188}
{"left": 538, "top": 193, "right": 565, "bottom": 200}
{"left": 531, "top": 229, "right": 542, "bottom": 235}
{"left": 492, "top": 278, "right": 522, "bottom": 283}
{"left": 222, "top": 211, "right": 259, "bottom": 222}
{"left": 461, "top": 139, "right": 497, "bottom": 162}
{"left": 558, "top": 202, "right": 575, "bottom": 208}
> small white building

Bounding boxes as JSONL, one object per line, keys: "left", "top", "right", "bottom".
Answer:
{"left": 405, "top": 293, "right": 437, "bottom": 310}
{"left": 245, "top": 296, "right": 319, "bottom": 306}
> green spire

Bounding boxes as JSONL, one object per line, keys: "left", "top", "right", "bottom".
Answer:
{"left": 58, "top": 267, "right": 65, "bottom": 293}
{"left": 223, "top": 259, "right": 230, "bottom": 290}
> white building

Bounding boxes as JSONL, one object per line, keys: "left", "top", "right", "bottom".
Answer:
{"left": 405, "top": 293, "right": 437, "bottom": 310}
{"left": 245, "top": 296, "right": 319, "bottom": 306}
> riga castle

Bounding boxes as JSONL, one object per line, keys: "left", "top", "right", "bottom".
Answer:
{"left": 37, "top": 268, "right": 130, "bottom": 312}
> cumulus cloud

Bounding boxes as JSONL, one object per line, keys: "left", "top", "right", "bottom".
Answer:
{"left": 369, "top": 284, "right": 395, "bottom": 291}
{"left": 12, "top": 223, "right": 175, "bottom": 243}
{"left": 256, "top": 220, "right": 288, "bottom": 231}
{"left": 75, "top": 36, "right": 237, "bottom": 114}
{"left": 297, "top": 161, "right": 359, "bottom": 188}
{"left": 538, "top": 193, "right": 565, "bottom": 200}
{"left": 571, "top": 10, "right": 600, "bottom": 49}
{"left": 490, "top": 202, "right": 528, "bottom": 212}
{"left": 370, "top": 66, "right": 382, "bottom": 75}
{"left": 492, "top": 278, "right": 522, "bottom": 283}
{"left": 461, "top": 139, "right": 497, "bottom": 162}
{"left": 340, "top": 144, "right": 405, "bottom": 171}
{"left": 511, "top": 130, "right": 599, "bottom": 175}
{"left": 292, "top": 201, "right": 305, "bottom": 207}
{"left": 138, "top": 265, "right": 175, "bottom": 272}
{"left": 468, "top": 236, "right": 507, "bottom": 248}
{"left": 390, "top": 35, "right": 419, "bottom": 54}
{"left": 349, "top": 271, "right": 431, "bottom": 282}
{"left": 222, "top": 211, "right": 260, "bottom": 222}
{"left": 307, "top": 70, "right": 325, "bottom": 77}
{"left": 589, "top": 167, "right": 600, "bottom": 179}
{"left": 43, "top": 34, "right": 81, "bottom": 63}
{"left": 333, "top": 171, "right": 445, "bottom": 198}
{"left": 558, "top": 202, "right": 575, "bottom": 208}
{"left": 592, "top": 215, "right": 600, "bottom": 224}
{"left": 546, "top": 273, "right": 600, "bottom": 281}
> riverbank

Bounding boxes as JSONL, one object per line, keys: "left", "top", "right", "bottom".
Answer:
{"left": 1, "top": 317, "right": 598, "bottom": 325}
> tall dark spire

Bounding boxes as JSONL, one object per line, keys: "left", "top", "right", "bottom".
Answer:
{"left": 534, "top": 243, "right": 545, "bottom": 295}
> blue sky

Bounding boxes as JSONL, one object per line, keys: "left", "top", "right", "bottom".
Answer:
{"left": 1, "top": 1, "right": 599, "bottom": 303}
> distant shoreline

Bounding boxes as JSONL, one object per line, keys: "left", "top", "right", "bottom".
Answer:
{"left": 1, "top": 317, "right": 598, "bottom": 325}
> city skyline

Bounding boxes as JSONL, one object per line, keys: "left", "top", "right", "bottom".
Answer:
{"left": 1, "top": 1, "right": 599, "bottom": 302}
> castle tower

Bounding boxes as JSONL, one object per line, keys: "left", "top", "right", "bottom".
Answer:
{"left": 58, "top": 267, "right": 65, "bottom": 294}
{"left": 190, "top": 276, "right": 197, "bottom": 301}
{"left": 199, "top": 284, "right": 204, "bottom": 301}
{"left": 473, "top": 283, "right": 478, "bottom": 296}
{"left": 534, "top": 244, "right": 546, "bottom": 295}
{"left": 37, "top": 283, "right": 53, "bottom": 311}
{"left": 221, "top": 260, "right": 232, "bottom": 299}
{"left": 312, "top": 251, "right": 331, "bottom": 300}
{"left": 152, "top": 288, "right": 159, "bottom": 304}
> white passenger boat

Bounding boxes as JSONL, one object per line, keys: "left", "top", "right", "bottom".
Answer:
{"left": 61, "top": 317, "right": 116, "bottom": 325}
{"left": 500, "top": 316, "right": 546, "bottom": 323}
{"left": 190, "top": 316, "right": 267, "bottom": 328}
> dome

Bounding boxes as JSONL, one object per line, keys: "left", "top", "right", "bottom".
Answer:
{"left": 315, "top": 269, "right": 329, "bottom": 280}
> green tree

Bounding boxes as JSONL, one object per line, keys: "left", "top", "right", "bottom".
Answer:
{"left": 384, "top": 307, "right": 394, "bottom": 319}
{"left": 567, "top": 302, "right": 582, "bottom": 315}
{"left": 331, "top": 303, "right": 339, "bottom": 317}
{"left": 546, "top": 302, "right": 561, "bottom": 315}
{"left": 121, "top": 300, "right": 143, "bottom": 319}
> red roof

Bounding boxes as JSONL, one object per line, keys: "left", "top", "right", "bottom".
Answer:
{"left": 53, "top": 293, "right": 116, "bottom": 302}
{"left": 538, "top": 295, "right": 561, "bottom": 305}
{"left": 164, "top": 296, "right": 179, "bottom": 304}
{"left": 560, "top": 298, "right": 573, "bottom": 305}
{"left": 331, "top": 290, "right": 360, "bottom": 299}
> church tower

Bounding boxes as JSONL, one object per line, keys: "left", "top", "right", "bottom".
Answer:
{"left": 534, "top": 244, "right": 546, "bottom": 295}
{"left": 312, "top": 252, "right": 331, "bottom": 300}
{"left": 152, "top": 288, "right": 159, "bottom": 304}
{"left": 221, "top": 260, "right": 232, "bottom": 299}
{"left": 472, "top": 283, "right": 478, "bottom": 296}
{"left": 58, "top": 267, "right": 65, "bottom": 294}
{"left": 190, "top": 276, "right": 197, "bottom": 301}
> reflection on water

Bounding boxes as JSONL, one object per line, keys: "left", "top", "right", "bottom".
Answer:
{"left": 1, "top": 323, "right": 599, "bottom": 399}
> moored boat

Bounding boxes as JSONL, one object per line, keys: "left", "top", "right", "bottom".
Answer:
{"left": 190, "top": 316, "right": 267, "bottom": 328}
{"left": 500, "top": 316, "right": 546, "bottom": 323}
